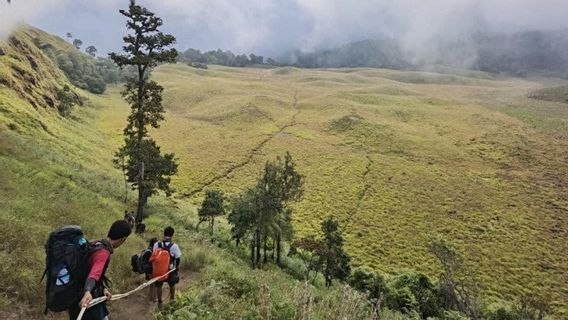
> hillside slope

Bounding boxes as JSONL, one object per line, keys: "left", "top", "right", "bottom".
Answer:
{"left": 0, "top": 27, "right": 146, "bottom": 316}
{"left": 0, "top": 26, "right": 369, "bottom": 320}
{"left": 98, "top": 64, "right": 568, "bottom": 315}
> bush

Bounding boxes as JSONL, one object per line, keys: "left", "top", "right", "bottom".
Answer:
{"left": 314, "top": 285, "right": 371, "bottom": 319}
{"left": 348, "top": 268, "right": 386, "bottom": 301}
{"left": 184, "top": 246, "right": 211, "bottom": 272}
{"left": 487, "top": 304, "right": 516, "bottom": 320}
{"left": 384, "top": 272, "right": 442, "bottom": 319}
{"left": 210, "top": 268, "right": 259, "bottom": 299}
{"left": 55, "top": 85, "right": 76, "bottom": 117}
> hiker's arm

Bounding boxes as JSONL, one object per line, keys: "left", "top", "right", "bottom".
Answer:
{"left": 84, "top": 249, "right": 110, "bottom": 293}
{"left": 172, "top": 244, "right": 181, "bottom": 269}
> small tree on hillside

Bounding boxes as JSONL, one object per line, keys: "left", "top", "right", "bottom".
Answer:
{"left": 72, "top": 39, "right": 83, "bottom": 50}
{"left": 110, "top": 0, "right": 178, "bottom": 232}
{"left": 290, "top": 236, "right": 329, "bottom": 282}
{"left": 55, "top": 85, "right": 76, "bottom": 117}
{"left": 428, "top": 238, "right": 479, "bottom": 320}
{"left": 228, "top": 187, "right": 257, "bottom": 248}
{"left": 228, "top": 152, "right": 303, "bottom": 269}
{"left": 321, "top": 217, "right": 351, "bottom": 287}
{"left": 198, "top": 189, "right": 225, "bottom": 234}
{"left": 85, "top": 45, "right": 98, "bottom": 57}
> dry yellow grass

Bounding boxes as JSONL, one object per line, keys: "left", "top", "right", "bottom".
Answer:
{"left": 95, "top": 64, "right": 568, "bottom": 314}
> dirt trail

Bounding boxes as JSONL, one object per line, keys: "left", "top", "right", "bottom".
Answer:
{"left": 343, "top": 154, "right": 374, "bottom": 229}
{"left": 109, "top": 269, "right": 197, "bottom": 320}
{"left": 183, "top": 90, "right": 301, "bottom": 198}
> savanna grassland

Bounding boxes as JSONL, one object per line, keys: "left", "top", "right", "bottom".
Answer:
{"left": 96, "top": 64, "right": 568, "bottom": 313}
{"left": 2, "top": 25, "right": 567, "bottom": 317}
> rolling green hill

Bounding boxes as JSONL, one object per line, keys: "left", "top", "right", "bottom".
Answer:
{"left": 111, "top": 64, "right": 566, "bottom": 314}
{"left": 0, "top": 26, "right": 147, "bottom": 315}
{"left": 1, "top": 26, "right": 567, "bottom": 318}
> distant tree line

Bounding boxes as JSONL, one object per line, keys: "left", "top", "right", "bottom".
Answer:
{"left": 285, "top": 30, "right": 568, "bottom": 78}
{"left": 30, "top": 32, "right": 134, "bottom": 94}
{"left": 179, "top": 29, "right": 568, "bottom": 78}
{"left": 179, "top": 48, "right": 276, "bottom": 68}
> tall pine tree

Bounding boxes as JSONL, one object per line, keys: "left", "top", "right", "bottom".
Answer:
{"left": 110, "top": 0, "right": 178, "bottom": 232}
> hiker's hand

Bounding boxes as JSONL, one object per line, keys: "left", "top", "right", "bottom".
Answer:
{"left": 80, "top": 291, "right": 93, "bottom": 308}
{"left": 104, "top": 288, "right": 112, "bottom": 301}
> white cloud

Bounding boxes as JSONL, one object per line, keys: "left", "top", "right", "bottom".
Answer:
{"left": 3, "top": 0, "right": 567, "bottom": 56}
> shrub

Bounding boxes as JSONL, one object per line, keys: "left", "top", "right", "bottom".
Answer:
{"left": 210, "top": 268, "right": 259, "bottom": 299}
{"left": 384, "top": 272, "right": 442, "bottom": 319}
{"left": 185, "top": 246, "right": 211, "bottom": 272}
{"left": 348, "top": 268, "right": 386, "bottom": 302}
{"left": 55, "top": 85, "right": 76, "bottom": 117}
{"left": 314, "top": 285, "right": 370, "bottom": 319}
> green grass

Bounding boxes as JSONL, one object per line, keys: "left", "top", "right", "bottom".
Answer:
{"left": 0, "top": 28, "right": 146, "bottom": 316}
{"left": 1, "top": 25, "right": 568, "bottom": 318}
{"left": 95, "top": 64, "right": 567, "bottom": 316}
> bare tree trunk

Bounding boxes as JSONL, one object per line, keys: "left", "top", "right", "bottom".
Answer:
{"left": 135, "top": 161, "right": 144, "bottom": 233}
{"left": 135, "top": 65, "right": 145, "bottom": 234}
{"left": 276, "top": 232, "right": 282, "bottom": 265}
{"left": 251, "top": 233, "right": 256, "bottom": 269}
{"left": 255, "top": 229, "right": 261, "bottom": 268}
{"left": 122, "top": 156, "right": 128, "bottom": 204}
{"left": 371, "top": 294, "right": 383, "bottom": 320}
{"left": 263, "top": 236, "right": 268, "bottom": 264}
{"left": 272, "top": 238, "right": 276, "bottom": 261}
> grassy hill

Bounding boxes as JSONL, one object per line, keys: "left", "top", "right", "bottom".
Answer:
{"left": 1, "top": 25, "right": 567, "bottom": 318}
{"left": 0, "top": 26, "right": 148, "bottom": 315}
{"left": 100, "top": 65, "right": 566, "bottom": 314}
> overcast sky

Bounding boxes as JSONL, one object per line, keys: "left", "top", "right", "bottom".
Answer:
{"left": 1, "top": 0, "right": 567, "bottom": 57}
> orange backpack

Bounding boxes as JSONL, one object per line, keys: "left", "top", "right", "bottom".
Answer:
{"left": 149, "top": 242, "right": 173, "bottom": 280}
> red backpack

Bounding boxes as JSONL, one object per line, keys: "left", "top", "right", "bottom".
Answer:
{"left": 149, "top": 242, "right": 174, "bottom": 280}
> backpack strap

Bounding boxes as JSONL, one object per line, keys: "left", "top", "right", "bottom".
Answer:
{"left": 88, "top": 240, "right": 113, "bottom": 289}
{"left": 91, "top": 239, "right": 113, "bottom": 254}
{"left": 159, "top": 240, "right": 174, "bottom": 252}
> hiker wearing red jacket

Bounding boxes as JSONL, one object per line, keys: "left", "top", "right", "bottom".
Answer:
{"left": 68, "top": 220, "right": 132, "bottom": 320}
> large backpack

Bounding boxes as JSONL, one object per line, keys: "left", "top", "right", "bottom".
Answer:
{"left": 42, "top": 226, "right": 107, "bottom": 313}
{"left": 131, "top": 248, "right": 153, "bottom": 274}
{"left": 149, "top": 242, "right": 174, "bottom": 280}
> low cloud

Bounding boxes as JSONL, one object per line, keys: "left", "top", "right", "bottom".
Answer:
{"left": 3, "top": 0, "right": 568, "bottom": 58}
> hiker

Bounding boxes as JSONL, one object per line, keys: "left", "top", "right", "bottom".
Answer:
{"left": 151, "top": 226, "right": 181, "bottom": 308}
{"left": 69, "top": 220, "right": 132, "bottom": 320}
{"left": 144, "top": 237, "right": 159, "bottom": 301}
{"left": 124, "top": 211, "right": 136, "bottom": 229}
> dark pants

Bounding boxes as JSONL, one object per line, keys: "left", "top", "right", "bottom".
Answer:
{"left": 68, "top": 302, "right": 108, "bottom": 320}
{"left": 154, "top": 270, "right": 180, "bottom": 287}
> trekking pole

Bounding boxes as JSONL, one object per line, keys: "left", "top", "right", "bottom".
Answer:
{"left": 76, "top": 268, "right": 176, "bottom": 320}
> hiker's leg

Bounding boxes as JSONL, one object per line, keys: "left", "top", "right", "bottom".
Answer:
{"left": 149, "top": 284, "right": 155, "bottom": 302}
{"left": 156, "top": 282, "right": 163, "bottom": 303}
{"left": 68, "top": 304, "right": 80, "bottom": 320}
{"left": 169, "top": 284, "right": 176, "bottom": 300}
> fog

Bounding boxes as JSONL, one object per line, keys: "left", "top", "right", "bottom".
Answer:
{"left": 1, "top": 0, "right": 568, "bottom": 59}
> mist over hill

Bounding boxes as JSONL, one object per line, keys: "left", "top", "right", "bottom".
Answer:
{"left": 285, "top": 29, "right": 568, "bottom": 77}
{"left": 178, "top": 28, "right": 568, "bottom": 78}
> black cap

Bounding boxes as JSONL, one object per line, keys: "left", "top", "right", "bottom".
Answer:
{"left": 107, "top": 220, "right": 132, "bottom": 240}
